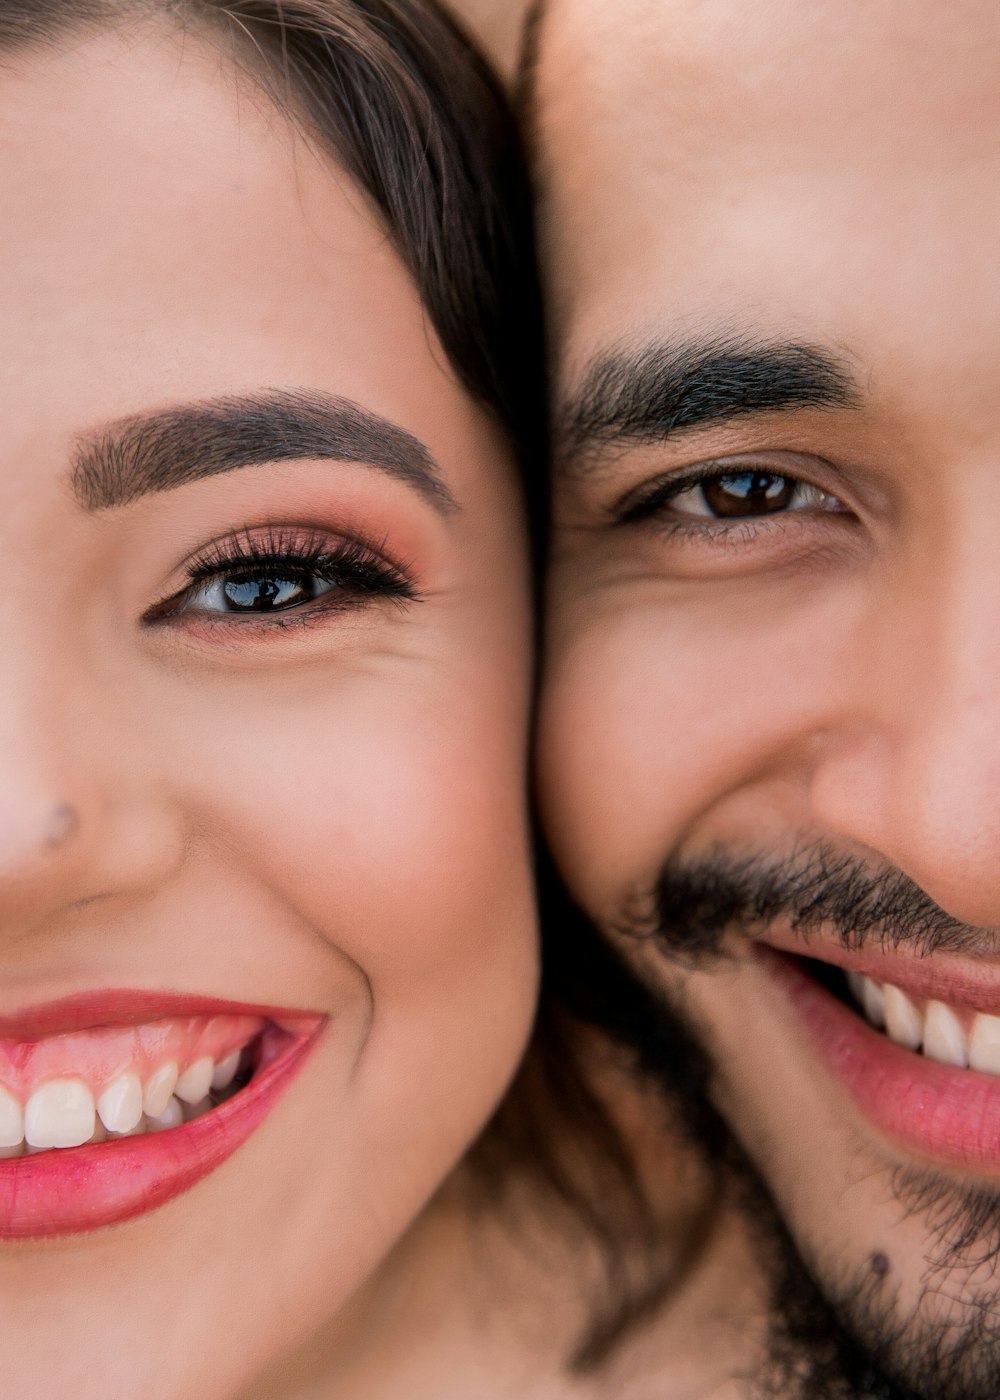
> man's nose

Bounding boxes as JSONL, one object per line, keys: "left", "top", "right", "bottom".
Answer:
{"left": 809, "top": 549, "right": 1000, "bottom": 927}
{"left": 0, "top": 660, "right": 184, "bottom": 932}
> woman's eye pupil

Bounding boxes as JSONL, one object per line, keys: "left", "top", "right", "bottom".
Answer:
{"left": 701, "top": 471, "right": 794, "bottom": 517}
{"left": 222, "top": 574, "right": 312, "bottom": 611}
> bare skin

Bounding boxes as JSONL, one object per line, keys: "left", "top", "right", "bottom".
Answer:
{"left": 536, "top": 1, "right": 1000, "bottom": 1395}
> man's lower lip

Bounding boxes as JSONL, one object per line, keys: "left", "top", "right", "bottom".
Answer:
{"left": 765, "top": 949, "right": 1000, "bottom": 1171}
{"left": 0, "top": 1022, "right": 321, "bottom": 1241}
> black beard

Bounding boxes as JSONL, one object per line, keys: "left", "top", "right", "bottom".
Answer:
{"left": 564, "top": 844, "right": 1000, "bottom": 1400}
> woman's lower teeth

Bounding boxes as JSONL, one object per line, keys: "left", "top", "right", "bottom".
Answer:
{"left": 0, "top": 1049, "right": 246, "bottom": 1157}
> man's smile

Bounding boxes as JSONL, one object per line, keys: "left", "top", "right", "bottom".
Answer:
{"left": 624, "top": 841, "right": 1000, "bottom": 1174}
{"left": 761, "top": 942, "right": 1000, "bottom": 1171}
{"left": 846, "top": 968, "right": 1000, "bottom": 1074}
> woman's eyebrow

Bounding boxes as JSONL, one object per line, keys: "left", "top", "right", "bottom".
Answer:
{"left": 71, "top": 388, "right": 459, "bottom": 515}
{"left": 555, "top": 335, "right": 862, "bottom": 478}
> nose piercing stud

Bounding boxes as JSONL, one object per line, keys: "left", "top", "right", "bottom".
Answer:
{"left": 46, "top": 804, "right": 79, "bottom": 848}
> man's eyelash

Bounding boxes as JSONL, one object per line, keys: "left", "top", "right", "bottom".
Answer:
{"left": 611, "top": 463, "right": 775, "bottom": 525}
{"left": 610, "top": 460, "right": 842, "bottom": 529}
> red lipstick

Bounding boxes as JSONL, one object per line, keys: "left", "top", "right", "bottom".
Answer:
{"left": 0, "top": 990, "right": 315, "bottom": 1040}
{"left": 0, "top": 994, "right": 323, "bottom": 1241}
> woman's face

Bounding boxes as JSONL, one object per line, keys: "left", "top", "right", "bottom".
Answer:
{"left": 0, "top": 23, "right": 536, "bottom": 1397}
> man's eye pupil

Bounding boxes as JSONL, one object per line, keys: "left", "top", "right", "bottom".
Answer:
{"left": 222, "top": 574, "right": 311, "bottom": 611}
{"left": 702, "top": 471, "right": 794, "bottom": 517}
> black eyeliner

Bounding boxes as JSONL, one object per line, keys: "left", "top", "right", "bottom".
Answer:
{"left": 142, "top": 525, "right": 416, "bottom": 626}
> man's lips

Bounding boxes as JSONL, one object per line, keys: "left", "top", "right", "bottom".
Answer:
{"left": 762, "top": 946, "right": 1000, "bottom": 1172}
{"left": 760, "top": 927, "right": 1000, "bottom": 1018}
{"left": 0, "top": 992, "right": 325, "bottom": 1241}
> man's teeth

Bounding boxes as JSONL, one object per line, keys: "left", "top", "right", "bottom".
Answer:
{"left": 969, "top": 1014, "right": 1000, "bottom": 1075}
{"left": 883, "top": 983, "right": 923, "bottom": 1051}
{"left": 0, "top": 1086, "right": 23, "bottom": 1158}
{"left": 923, "top": 1000, "right": 967, "bottom": 1067}
{"left": 0, "top": 1051, "right": 247, "bottom": 1158}
{"left": 849, "top": 973, "right": 1000, "bottom": 1073}
{"left": 146, "top": 1096, "right": 185, "bottom": 1133}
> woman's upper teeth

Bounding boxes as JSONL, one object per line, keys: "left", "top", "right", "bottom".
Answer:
{"left": 0, "top": 1021, "right": 255, "bottom": 1156}
{"left": 849, "top": 971, "right": 1000, "bottom": 1073}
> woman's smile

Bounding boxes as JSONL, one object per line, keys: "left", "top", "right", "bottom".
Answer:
{"left": 0, "top": 993, "right": 324, "bottom": 1238}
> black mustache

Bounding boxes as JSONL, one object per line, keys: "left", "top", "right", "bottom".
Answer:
{"left": 633, "top": 843, "right": 996, "bottom": 962}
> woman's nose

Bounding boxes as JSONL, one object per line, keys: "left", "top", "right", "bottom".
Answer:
{"left": 0, "top": 667, "right": 184, "bottom": 931}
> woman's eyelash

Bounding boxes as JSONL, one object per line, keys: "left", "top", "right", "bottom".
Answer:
{"left": 186, "top": 527, "right": 412, "bottom": 594}
{"left": 145, "top": 525, "right": 416, "bottom": 625}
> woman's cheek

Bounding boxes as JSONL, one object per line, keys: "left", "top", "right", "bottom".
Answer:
{"left": 160, "top": 662, "right": 534, "bottom": 986}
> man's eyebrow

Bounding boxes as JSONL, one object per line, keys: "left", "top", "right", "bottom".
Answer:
{"left": 556, "top": 337, "right": 862, "bottom": 476}
{"left": 71, "top": 388, "right": 458, "bottom": 514}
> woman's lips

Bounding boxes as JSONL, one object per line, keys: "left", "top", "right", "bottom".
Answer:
{"left": 0, "top": 994, "right": 324, "bottom": 1241}
{"left": 0, "top": 990, "right": 318, "bottom": 1040}
{"left": 765, "top": 948, "right": 1000, "bottom": 1172}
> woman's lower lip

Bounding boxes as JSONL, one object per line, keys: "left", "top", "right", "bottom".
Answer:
{"left": 765, "top": 948, "right": 1000, "bottom": 1172}
{"left": 0, "top": 1021, "right": 322, "bottom": 1241}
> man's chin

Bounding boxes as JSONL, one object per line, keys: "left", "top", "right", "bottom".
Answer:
{"left": 757, "top": 1163, "right": 1000, "bottom": 1400}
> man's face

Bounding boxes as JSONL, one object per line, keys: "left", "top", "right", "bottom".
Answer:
{"left": 537, "top": 0, "right": 1000, "bottom": 1391}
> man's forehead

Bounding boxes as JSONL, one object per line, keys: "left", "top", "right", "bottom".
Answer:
{"left": 536, "top": 0, "right": 999, "bottom": 162}
{"left": 534, "top": 0, "right": 1000, "bottom": 362}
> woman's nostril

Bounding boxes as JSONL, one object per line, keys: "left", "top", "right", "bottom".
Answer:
{"left": 45, "top": 805, "right": 79, "bottom": 850}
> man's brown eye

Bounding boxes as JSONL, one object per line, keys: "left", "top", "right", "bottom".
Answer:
{"left": 700, "top": 471, "right": 795, "bottom": 517}
{"left": 665, "top": 470, "right": 842, "bottom": 521}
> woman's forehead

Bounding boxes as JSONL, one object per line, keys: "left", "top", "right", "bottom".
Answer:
{"left": 0, "top": 23, "right": 499, "bottom": 501}
{"left": 0, "top": 26, "right": 377, "bottom": 296}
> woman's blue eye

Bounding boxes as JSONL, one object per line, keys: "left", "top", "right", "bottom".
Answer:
{"left": 142, "top": 531, "right": 417, "bottom": 631}
{"left": 189, "top": 569, "right": 332, "bottom": 615}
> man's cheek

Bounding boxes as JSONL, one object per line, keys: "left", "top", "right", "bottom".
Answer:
{"left": 539, "top": 617, "right": 773, "bottom": 914}
{"left": 538, "top": 628, "right": 691, "bottom": 913}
